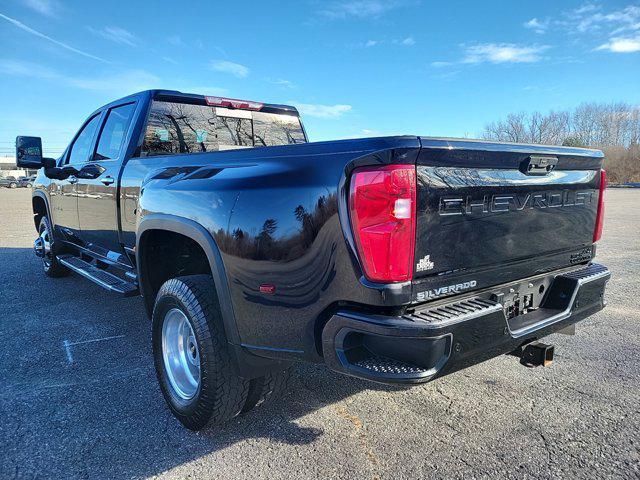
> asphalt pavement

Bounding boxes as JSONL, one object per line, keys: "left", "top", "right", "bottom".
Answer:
{"left": 0, "top": 188, "right": 638, "bottom": 479}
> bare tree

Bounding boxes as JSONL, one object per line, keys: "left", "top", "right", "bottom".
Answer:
{"left": 481, "top": 101, "right": 640, "bottom": 183}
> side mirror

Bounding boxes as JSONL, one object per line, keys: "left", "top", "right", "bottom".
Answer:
{"left": 43, "top": 157, "right": 57, "bottom": 169}
{"left": 16, "top": 136, "right": 44, "bottom": 169}
{"left": 45, "top": 164, "right": 77, "bottom": 180}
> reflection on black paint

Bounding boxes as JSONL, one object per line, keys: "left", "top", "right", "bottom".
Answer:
{"left": 214, "top": 193, "right": 338, "bottom": 262}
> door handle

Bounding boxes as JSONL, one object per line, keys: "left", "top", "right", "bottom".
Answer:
{"left": 68, "top": 176, "right": 78, "bottom": 184}
{"left": 100, "top": 176, "right": 115, "bottom": 186}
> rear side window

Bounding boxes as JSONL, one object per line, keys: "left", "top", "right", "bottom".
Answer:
{"left": 67, "top": 114, "right": 101, "bottom": 164}
{"left": 94, "top": 103, "right": 136, "bottom": 161}
{"left": 142, "top": 100, "right": 305, "bottom": 157}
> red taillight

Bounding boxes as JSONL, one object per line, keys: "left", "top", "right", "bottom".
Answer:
{"left": 593, "top": 169, "right": 606, "bottom": 243}
{"left": 205, "top": 96, "right": 263, "bottom": 111}
{"left": 349, "top": 165, "right": 416, "bottom": 283}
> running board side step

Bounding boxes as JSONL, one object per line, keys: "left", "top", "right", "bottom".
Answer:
{"left": 57, "top": 254, "right": 139, "bottom": 296}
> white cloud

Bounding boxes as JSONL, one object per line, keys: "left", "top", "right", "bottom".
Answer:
{"left": 430, "top": 61, "right": 453, "bottom": 68}
{"left": 23, "top": 0, "right": 61, "bottom": 17}
{"left": 87, "top": 26, "right": 138, "bottom": 47}
{"left": 356, "top": 37, "right": 416, "bottom": 48}
{"left": 178, "top": 86, "right": 229, "bottom": 96}
{"left": 568, "top": 4, "right": 640, "bottom": 53}
{"left": 266, "top": 78, "right": 296, "bottom": 89}
{"left": 292, "top": 102, "right": 352, "bottom": 119}
{"left": 523, "top": 18, "right": 548, "bottom": 34}
{"left": 520, "top": 4, "right": 640, "bottom": 56}
{"left": 574, "top": 3, "right": 599, "bottom": 16}
{"left": 360, "top": 129, "right": 393, "bottom": 137}
{"left": 210, "top": 60, "right": 249, "bottom": 78}
{"left": 429, "top": 69, "right": 461, "bottom": 81}
{"left": 167, "top": 35, "right": 186, "bottom": 47}
{"left": 70, "top": 70, "right": 159, "bottom": 92}
{"left": 462, "top": 43, "right": 549, "bottom": 64}
{"left": 317, "top": 0, "right": 417, "bottom": 20}
{"left": 0, "top": 12, "right": 107, "bottom": 62}
{"left": 571, "top": 4, "right": 640, "bottom": 33}
{"left": 0, "top": 58, "right": 58, "bottom": 78}
{"left": 597, "top": 35, "right": 640, "bottom": 53}
{"left": 0, "top": 59, "right": 158, "bottom": 94}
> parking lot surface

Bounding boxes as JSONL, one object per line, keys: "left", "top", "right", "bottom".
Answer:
{"left": 0, "top": 188, "right": 638, "bottom": 479}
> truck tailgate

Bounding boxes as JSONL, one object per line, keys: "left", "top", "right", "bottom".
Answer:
{"left": 412, "top": 138, "right": 604, "bottom": 299}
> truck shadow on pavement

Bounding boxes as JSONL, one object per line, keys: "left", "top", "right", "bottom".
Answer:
{"left": 0, "top": 247, "right": 404, "bottom": 479}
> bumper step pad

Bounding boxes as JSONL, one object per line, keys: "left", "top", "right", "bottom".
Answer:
{"left": 560, "top": 263, "right": 609, "bottom": 281}
{"left": 353, "top": 355, "right": 430, "bottom": 376}
{"left": 405, "top": 297, "right": 501, "bottom": 326}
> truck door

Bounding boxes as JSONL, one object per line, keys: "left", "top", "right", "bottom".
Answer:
{"left": 76, "top": 102, "right": 136, "bottom": 264}
{"left": 49, "top": 112, "right": 102, "bottom": 241}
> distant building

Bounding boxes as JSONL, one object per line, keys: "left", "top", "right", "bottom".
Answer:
{"left": 0, "top": 156, "right": 33, "bottom": 177}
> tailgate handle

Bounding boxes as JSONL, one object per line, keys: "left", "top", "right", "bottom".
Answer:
{"left": 520, "top": 156, "right": 558, "bottom": 175}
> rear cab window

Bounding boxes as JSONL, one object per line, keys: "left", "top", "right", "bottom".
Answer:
{"left": 141, "top": 98, "right": 306, "bottom": 157}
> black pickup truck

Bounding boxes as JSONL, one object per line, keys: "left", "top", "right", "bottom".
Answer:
{"left": 16, "top": 90, "right": 610, "bottom": 430}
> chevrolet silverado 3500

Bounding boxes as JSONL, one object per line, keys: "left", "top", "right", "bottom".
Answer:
{"left": 16, "top": 90, "right": 610, "bottom": 430}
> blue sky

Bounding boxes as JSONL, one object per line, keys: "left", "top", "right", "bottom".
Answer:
{"left": 0, "top": 0, "right": 639, "bottom": 157}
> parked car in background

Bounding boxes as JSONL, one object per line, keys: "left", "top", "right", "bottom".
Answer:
{"left": 17, "top": 175, "right": 36, "bottom": 188}
{"left": 0, "top": 176, "right": 18, "bottom": 188}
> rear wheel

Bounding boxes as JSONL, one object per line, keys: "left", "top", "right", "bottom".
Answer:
{"left": 38, "top": 216, "right": 69, "bottom": 278}
{"left": 152, "top": 275, "right": 249, "bottom": 430}
{"left": 242, "top": 368, "right": 292, "bottom": 413}
{"left": 9, "top": 182, "right": 16, "bottom": 188}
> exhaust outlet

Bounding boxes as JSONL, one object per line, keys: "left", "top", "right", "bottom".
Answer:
{"left": 518, "top": 342, "right": 554, "bottom": 367}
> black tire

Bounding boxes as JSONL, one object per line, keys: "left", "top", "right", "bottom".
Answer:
{"left": 9, "top": 182, "right": 17, "bottom": 188}
{"left": 38, "top": 216, "right": 69, "bottom": 278}
{"left": 242, "top": 367, "right": 292, "bottom": 414}
{"left": 152, "top": 275, "right": 249, "bottom": 430}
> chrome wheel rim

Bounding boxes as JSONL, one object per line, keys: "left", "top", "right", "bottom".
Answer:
{"left": 162, "top": 308, "right": 200, "bottom": 400}
{"left": 39, "top": 224, "right": 52, "bottom": 267}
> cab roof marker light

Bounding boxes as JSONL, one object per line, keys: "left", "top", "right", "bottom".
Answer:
{"left": 205, "top": 96, "right": 263, "bottom": 111}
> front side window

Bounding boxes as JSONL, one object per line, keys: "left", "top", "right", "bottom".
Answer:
{"left": 95, "top": 103, "right": 136, "bottom": 160}
{"left": 142, "top": 100, "right": 306, "bottom": 157}
{"left": 67, "top": 114, "right": 101, "bottom": 164}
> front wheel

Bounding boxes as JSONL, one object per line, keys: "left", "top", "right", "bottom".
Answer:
{"left": 9, "top": 182, "right": 17, "bottom": 188}
{"left": 38, "top": 216, "right": 69, "bottom": 277}
{"left": 152, "top": 275, "right": 249, "bottom": 430}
